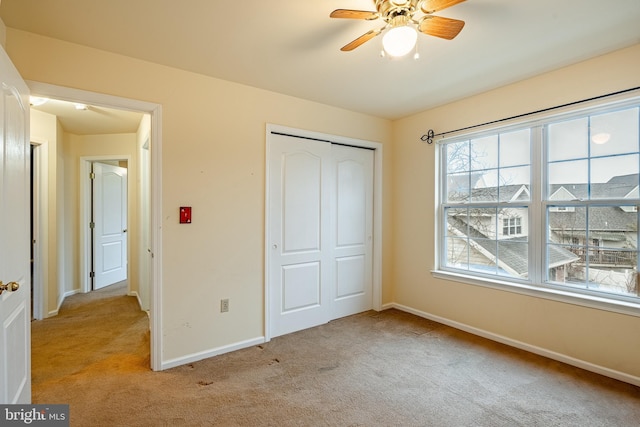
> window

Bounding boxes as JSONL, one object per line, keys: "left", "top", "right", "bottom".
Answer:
{"left": 439, "top": 100, "right": 640, "bottom": 307}
{"left": 502, "top": 217, "right": 522, "bottom": 236}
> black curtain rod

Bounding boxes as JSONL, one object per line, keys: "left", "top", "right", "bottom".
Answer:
{"left": 270, "top": 131, "right": 375, "bottom": 150}
{"left": 420, "top": 86, "right": 640, "bottom": 144}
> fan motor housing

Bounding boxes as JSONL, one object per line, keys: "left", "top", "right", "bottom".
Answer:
{"left": 375, "top": 0, "right": 419, "bottom": 22}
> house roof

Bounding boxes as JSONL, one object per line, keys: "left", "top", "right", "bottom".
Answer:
{"left": 549, "top": 173, "right": 639, "bottom": 232}
{"left": 451, "top": 184, "right": 530, "bottom": 203}
{"left": 549, "top": 207, "right": 637, "bottom": 233}
{"left": 550, "top": 173, "right": 640, "bottom": 200}
{"left": 453, "top": 174, "right": 639, "bottom": 233}
{"left": 448, "top": 216, "right": 579, "bottom": 276}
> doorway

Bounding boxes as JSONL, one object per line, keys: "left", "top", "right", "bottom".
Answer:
{"left": 82, "top": 159, "right": 129, "bottom": 292}
{"left": 27, "top": 81, "right": 163, "bottom": 371}
{"left": 265, "top": 124, "right": 383, "bottom": 340}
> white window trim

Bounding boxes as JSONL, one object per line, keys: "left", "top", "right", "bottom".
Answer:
{"left": 434, "top": 96, "right": 640, "bottom": 317}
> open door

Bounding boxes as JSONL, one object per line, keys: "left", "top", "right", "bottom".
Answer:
{"left": 0, "top": 45, "right": 31, "bottom": 403}
{"left": 93, "top": 162, "right": 128, "bottom": 290}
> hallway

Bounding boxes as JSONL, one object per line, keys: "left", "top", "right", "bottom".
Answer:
{"left": 31, "top": 282, "right": 149, "bottom": 389}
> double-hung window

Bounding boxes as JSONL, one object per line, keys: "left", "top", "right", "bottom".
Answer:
{"left": 438, "top": 98, "right": 640, "bottom": 308}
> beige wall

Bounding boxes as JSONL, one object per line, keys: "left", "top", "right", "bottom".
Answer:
{"left": 392, "top": 44, "right": 640, "bottom": 379}
{"left": 7, "top": 29, "right": 393, "bottom": 363}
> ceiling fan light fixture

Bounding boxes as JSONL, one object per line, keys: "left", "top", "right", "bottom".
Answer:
{"left": 382, "top": 25, "right": 417, "bottom": 57}
{"left": 331, "top": 0, "right": 466, "bottom": 54}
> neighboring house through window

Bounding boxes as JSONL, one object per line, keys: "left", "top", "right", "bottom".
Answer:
{"left": 438, "top": 98, "right": 640, "bottom": 308}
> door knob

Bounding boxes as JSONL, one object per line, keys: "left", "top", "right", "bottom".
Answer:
{"left": 0, "top": 281, "right": 19, "bottom": 295}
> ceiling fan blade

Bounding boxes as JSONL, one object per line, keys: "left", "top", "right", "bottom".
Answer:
{"left": 419, "top": 16, "right": 465, "bottom": 40}
{"left": 420, "top": 0, "right": 466, "bottom": 14}
{"left": 340, "top": 28, "right": 383, "bottom": 51}
{"left": 330, "top": 9, "right": 378, "bottom": 20}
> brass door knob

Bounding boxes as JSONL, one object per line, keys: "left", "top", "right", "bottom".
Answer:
{"left": 0, "top": 281, "right": 19, "bottom": 295}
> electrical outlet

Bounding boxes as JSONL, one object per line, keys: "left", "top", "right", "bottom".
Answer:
{"left": 220, "top": 298, "right": 229, "bottom": 313}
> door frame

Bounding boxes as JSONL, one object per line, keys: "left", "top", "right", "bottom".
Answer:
{"left": 80, "top": 156, "right": 130, "bottom": 293}
{"left": 31, "top": 137, "right": 49, "bottom": 321}
{"left": 27, "top": 81, "right": 164, "bottom": 371}
{"left": 264, "top": 123, "right": 383, "bottom": 341}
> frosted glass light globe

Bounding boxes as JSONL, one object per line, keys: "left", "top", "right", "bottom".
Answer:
{"left": 382, "top": 26, "right": 418, "bottom": 57}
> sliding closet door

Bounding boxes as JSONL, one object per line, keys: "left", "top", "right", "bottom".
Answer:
{"left": 331, "top": 145, "right": 374, "bottom": 319}
{"left": 267, "top": 130, "right": 374, "bottom": 338}
{"left": 268, "top": 133, "right": 332, "bottom": 338}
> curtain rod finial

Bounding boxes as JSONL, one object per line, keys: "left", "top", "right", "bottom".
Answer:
{"left": 421, "top": 129, "right": 435, "bottom": 144}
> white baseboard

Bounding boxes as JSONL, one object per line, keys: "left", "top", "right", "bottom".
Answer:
{"left": 380, "top": 302, "right": 395, "bottom": 311}
{"left": 161, "top": 336, "right": 266, "bottom": 371}
{"left": 128, "top": 291, "right": 143, "bottom": 310}
{"left": 387, "top": 303, "right": 640, "bottom": 388}
{"left": 64, "top": 289, "right": 80, "bottom": 298}
{"left": 48, "top": 289, "right": 81, "bottom": 317}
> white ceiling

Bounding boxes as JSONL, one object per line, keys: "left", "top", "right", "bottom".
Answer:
{"left": 2, "top": 0, "right": 640, "bottom": 127}
{"left": 29, "top": 98, "right": 144, "bottom": 135}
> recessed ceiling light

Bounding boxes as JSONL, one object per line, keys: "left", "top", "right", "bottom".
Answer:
{"left": 74, "top": 103, "right": 88, "bottom": 110}
{"left": 29, "top": 96, "right": 49, "bottom": 106}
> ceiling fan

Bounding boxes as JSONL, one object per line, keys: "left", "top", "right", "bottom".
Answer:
{"left": 330, "top": 0, "right": 466, "bottom": 56}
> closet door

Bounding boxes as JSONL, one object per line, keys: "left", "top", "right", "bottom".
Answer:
{"left": 268, "top": 133, "right": 332, "bottom": 338}
{"left": 331, "top": 145, "right": 374, "bottom": 319}
{"left": 267, "top": 130, "right": 375, "bottom": 338}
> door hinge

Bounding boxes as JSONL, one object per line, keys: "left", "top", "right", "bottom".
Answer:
{"left": 89, "top": 271, "right": 95, "bottom": 278}
{"left": 89, "top": 172, "right": 95, "bottom": 180}
{"left": 90, "top": 222, "right": 95, "bottom": 229}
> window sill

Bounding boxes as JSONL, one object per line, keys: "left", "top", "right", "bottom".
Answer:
{"left": 431, "top": 269, "right": 640, "bottom": 318}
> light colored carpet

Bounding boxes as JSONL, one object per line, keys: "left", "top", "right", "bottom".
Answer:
{"left": 31, "top": 284, "right": 640, "bottom": 426}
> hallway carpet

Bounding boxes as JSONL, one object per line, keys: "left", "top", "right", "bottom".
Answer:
{"left": 31, "top": 285, "right": 640, "bottom": 426}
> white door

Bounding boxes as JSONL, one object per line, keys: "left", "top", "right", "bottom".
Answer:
{"left": 0, "top": 46, "right": 31, "bottom": 403}
{"left": 332, "top": 145, "right": 374, "bottom": 319}
{"left": 267, "top": 132, "right": 374, "bottom": 338}
{"left": 268, "top": 133, "right": 332, "bottom": 337}
{"left": 93, "top": 162, "right": 128, "bottom": 290}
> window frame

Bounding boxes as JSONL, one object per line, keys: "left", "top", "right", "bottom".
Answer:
{"left": 434, "top": 96, "right": 640, "bottom": 317}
